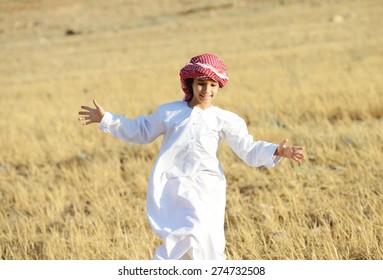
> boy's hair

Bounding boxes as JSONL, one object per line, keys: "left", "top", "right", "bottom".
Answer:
{"left": 184, "top": 78, "right": 194, "bottom": 102}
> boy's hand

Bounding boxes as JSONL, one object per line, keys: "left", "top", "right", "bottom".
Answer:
{"left": 78, "top": 99, "right": 105, "bottom": 125}
{"left": 275, "top": 138, "right": 305, "bottom": 164}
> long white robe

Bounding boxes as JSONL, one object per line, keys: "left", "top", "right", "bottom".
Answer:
{"left": 99, "top": 101, "right": 281, "bottom": 260}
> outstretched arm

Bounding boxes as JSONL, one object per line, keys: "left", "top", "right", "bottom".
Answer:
{"left": 78, "top": 99, "right": 105, "bottom": 125}
{"left": 274, "top": 138, "right": 305, "bottom": 164}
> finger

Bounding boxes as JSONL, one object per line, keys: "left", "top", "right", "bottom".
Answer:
{"left": 78, "top": 111, "right": 90, "bottom": 115}
{"left": 81, "top": 106, "right": 93, "bottom": 111}
{"left": 293, "top": 146, "right": 305, "bottom": 151}
{"left": 93, "top": 99, "right": 100, "bottom": 108}
{"left": 296, "top": 153, "right": 305, "bottom": 160}
{"left": 295, "top": 153, "right": 305, "bottom": 158}
{"left": 295, "top": 154, "right": 305, "bottom": 160}
{"left": 293, "top": 156, "right": 303, "bottom": 164}
{"left": 277, "top": 138, "right": 288, "bottom": 156}
{"left": 78, "top": 118, "right": 90, "bottom": 122}
{"left": 78, "top": 116, "right": 91, "bottom": 121}
{"left": 280, "top": 138, "right": 288, "bottom": 147}
{"left": 84, "top": 120, "right": 93, "bottom": 125}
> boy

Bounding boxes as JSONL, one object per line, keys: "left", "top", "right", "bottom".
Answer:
{"left": 78, "top": 53, "right": 304, "bottom": 259}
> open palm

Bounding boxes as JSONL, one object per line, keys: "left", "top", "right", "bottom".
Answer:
{"left": 275, "top": 138, "right": 305, "bottom": 164}
{"left": 78, "top": 99, "right": 105, "bottom": 125}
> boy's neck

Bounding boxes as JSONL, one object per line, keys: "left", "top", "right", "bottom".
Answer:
{"left": 187, "top": 101, "right": 213, "bottom": 110}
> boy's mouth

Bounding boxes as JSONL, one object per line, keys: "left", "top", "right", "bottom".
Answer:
{"left": 200, "top": 94, "right": 212, "bottom": 98}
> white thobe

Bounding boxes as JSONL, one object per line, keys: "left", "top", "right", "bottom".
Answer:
{"left": 99, "top": 101, "right": 281, "bottom": 260}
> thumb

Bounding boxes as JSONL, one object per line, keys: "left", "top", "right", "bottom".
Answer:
{"left": 93, "top": 99, "right": 105, "bottom": 117}
{"left": 93, "top": 99, "right": 99, "bottom": 108}
{"left": 276, "top": 138, "right": 288, "bottom": 156}
{"left": 280, "top": 138, "right": 288, "bottom": 147}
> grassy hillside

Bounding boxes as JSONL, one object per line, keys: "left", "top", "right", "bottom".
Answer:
{"left": 0, "top": 0, "right": 382, "bottom": 259}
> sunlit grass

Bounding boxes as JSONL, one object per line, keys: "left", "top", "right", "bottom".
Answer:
{"left": 0, "top": 0, "right": 382, "bottom": 259}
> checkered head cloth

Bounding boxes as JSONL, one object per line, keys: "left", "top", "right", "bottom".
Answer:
{"left": 179, "top": 54, "right": 229, "bottom": 101}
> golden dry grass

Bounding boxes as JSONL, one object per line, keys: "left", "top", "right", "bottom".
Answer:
{"left": 0, "top": 0, "right": 382, "bottom": 260}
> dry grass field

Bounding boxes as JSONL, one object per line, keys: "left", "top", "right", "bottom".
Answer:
{"left": 0, "top": 0, "right": 382, "bottom": 260}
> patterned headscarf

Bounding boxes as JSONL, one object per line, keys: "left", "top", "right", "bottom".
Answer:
{"left": 179, "top": 54, "right": 229, "bottom": 101}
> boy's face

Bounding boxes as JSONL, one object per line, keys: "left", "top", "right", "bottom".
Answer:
{"left": 189, "top": 78, "right": 220, "bottom": 109}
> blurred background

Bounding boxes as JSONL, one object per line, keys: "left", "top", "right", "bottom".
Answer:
{"left": 0, "top": 0, "right": 382, "bottom": 259}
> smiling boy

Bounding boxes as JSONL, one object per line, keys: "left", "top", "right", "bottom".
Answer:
{"left": 78, "top": 53, "right": 304, "bottom": 259}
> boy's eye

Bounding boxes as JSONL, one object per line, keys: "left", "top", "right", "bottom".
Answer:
{"left": 196, "top": 81, "right": 218, "bottom": 87}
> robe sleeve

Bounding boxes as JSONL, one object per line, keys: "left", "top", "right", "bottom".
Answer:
{"left": 221, "top": 116, "right": 281, "bottom": 168}
{"left": 98, "top": 107, "right": 165, "bottom": 144}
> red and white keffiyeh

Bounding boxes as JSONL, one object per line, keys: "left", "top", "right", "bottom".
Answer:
{"left": 179, "top": 54, "right": 229, "bottom": 101}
